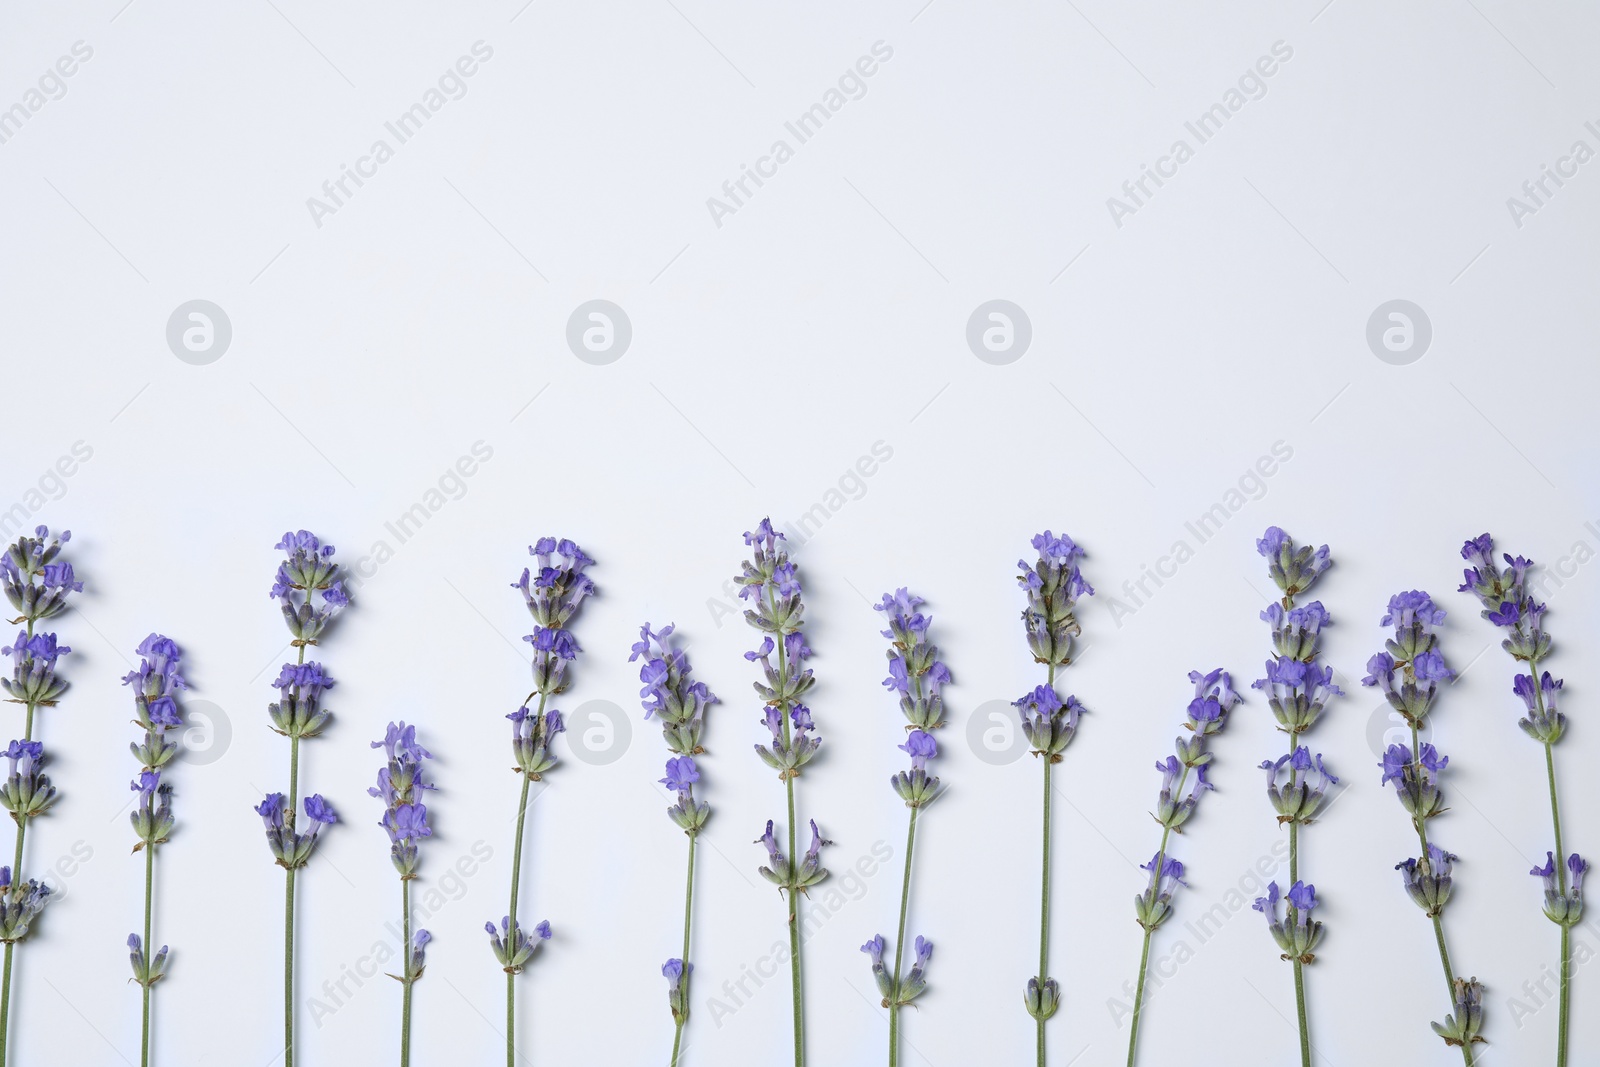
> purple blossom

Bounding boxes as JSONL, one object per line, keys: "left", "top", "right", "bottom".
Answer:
{"left": 898, "top": 730, "right": 937, "bottom": 771}
{"left": 1018, "top": 531, "right": 1094, "bottom": 668}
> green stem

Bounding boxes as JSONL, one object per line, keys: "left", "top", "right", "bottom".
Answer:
{"left": 285, "top": 731, "right": 300, "bottom": 1067}
{"left": 1542, "top": 734, "right": 1570, "bottom": 1067}
{"left": 141, "top": 837, "right": 154, "bottom": 1067}
{"left": 0, "top": 943, "right": 11, "bottom": 1067}
{"left": 1125, "top": 764, "right": 1186, "bottom": 1067}
{"left": 1558, "top": 925, "right": 1570, "bottom": 1067}
{"left": 887, "top": 804, "right": 919, "bottom": 1067}
{"left": 506, "top": 771, "right": 533, "bottom": 1067}
{"left": 1125, "top": 929, "right": 1153, "bottom": 1067}
{"left": 505, "top": 689, "right": 545, "bottom": 1067}
{"left": 1289, "top": 821, "right": 1308, "bottom": 1067}
{"left": 772, "top": 636, "right": 803, "bottom": 1067}
{"left": 1035, "top": 662, "right": 1057, "bottom": 1067}
{"left": 283, "top": 636, "right": 306, "bottom": 1067}
{"left": 402, "top": 877, "right": 412, "bottom": 1067}
{"left": 785, "top": 776, "right": 801, "bottom": 1067}
{"left": 1406, "top": 723, "right": 1471, "bottom": 1067}
{"left": 1037, "top": 756, "right": 1051, "bottom": 1067}
{"left": 669, "top": 831, "right": 696, "bottom": 1067}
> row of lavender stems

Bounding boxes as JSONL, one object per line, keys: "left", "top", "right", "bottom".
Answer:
{"left": 0, "top": 520, "right": 1584, "bottom": 1066}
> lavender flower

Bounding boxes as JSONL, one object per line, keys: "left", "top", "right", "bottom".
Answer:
{"left": 878, "top": 588, "right": 950, "bottom": 731}
{"left": 632, "top": 622, "right": 718, "bottom": 757}
{"left": 263, "top": 532, "right": 348, "bottom": 1066}
{"left": 1133, "top": 853, "right": 1187, "bottom": 931}
{"left": 634, "top": 622, "right": 718, "bottom": 1064}
{"left": 486, "top": 916, "right": 552, "bottom": 973}
{"left": 1431, "top": 977, "right": 1486, "bottom": 1049}
{"left": 0, "top": 527, "right": 79, "bottom": 624}
{"left": 1533, "top": 853, "right": 1589, "bottom": 926}
{"left": 1459, "top": 534, "right": 1582, "bottom": 1066}
{"left": 1257, "top": 526, "right": 1331, "bottom": 598}
{"left": 663, "top": 959, "right": 693, "bottom": 1026}
{"left": 1253, "top": 656, "right": 1343, "bottom": 735}
{"left": 0, "top": 867, "right": 51, "bottom": 943}
{"left": 868, "top": 591, "right": 950, "bottom": 1061}
{"left": 737, "top": 519, "right": 827, "bottom": 1067}
{"left": 123, "top": 634, "right": 187, "bottom": 1061}
{"left": 1396, "top": 844, "right": 1458, "bottom": 916}
{"left": 1367, "top": 587, "right": 1482, "bottom": 1058}
{"left": 1017, "top": 531, "right": 1093, "bottom": 669}
{"left": 371, "top": 722, "right": 433, "bottom": 1062}
{"left": 258, "top": 792, "right": 338, "bottom": 869}
{"left": 1016, "top": 531, "right": 1094, "bottom": 1060}
{"left": 0, "top": 526, "right": 78, "bottom": 1066}
{"left": 1125, "top": 670, "right": 1240, "bottom": 1065}
{"left": 1253, "top": 880, "right": 1323, "bottom": 962}
{"left": 1251, "top": 528, "right": 1338, "bottom": 1067}
{"left": 513, "top": 537, "right": 595, "bottom": 697}
{"left": 0, "top": 741, "right": 56, "bottom": 823}
{"left": 1260, "top": 748, "right": 1339, "bottom": 825}
{"left": 0, "top": 632, "right": 72, "bottom": 708}
{"left": 1014, "top": 685, "right": 1085, "bottom": 760}
{"left": 496, "top": 538, "right": 594, "bottom": 1065}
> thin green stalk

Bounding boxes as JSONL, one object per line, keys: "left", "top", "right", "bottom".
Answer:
{"left": 1408, "top": 724, "right": 1472, "bottom": 1067}
{"left": 785, "top": 779, "right": 801, "bottom": 1067}
{"left": 1288, "top": 820, "right": 1308, "bottom": 1067}
{"left": 1034, "top": 662, "right": 1058, "bottom": 1067}
{"left": 283, "top": 637, "right": 306, "bottom": 1067}
{"left": 402, "top": 877, "right": 412, "bottom": 1067}
{"left": 1125, "top": 764, "right": 1187, "bottom": 1067}
{"left": 1037, "top": 756, "right": 1051, "bottom": 1067}
{"left": 1558, "top": 925, "right": 1570, "bottom": 1067}
{"left": 505, "top": 690, "right": 545, "bottom": 1067}
{"left": 506, "top": 774, "right": 533, "bottom": 1067}
{"left": 1125, "top": 930, "right": 1153, "bottom": 1067}
{"left": 669, "top": 831, "right": 697, "bottom": 1067}
{"left": 0, "top": 943, "right": 11, "bottom": 1067}
{"left": 773, "top": 637, "right": 803, "bottom": 1067}
{"left": 2, "top": 612, "right": 40, "bottom": 1066}
{"left": 887, "top": 804, "right": 919, "bottom": 1067}
{"left": 1534, "top": 665, "right": 1570, "bottom": 1067}
{"left": 141, "top": 835, "right": 154, "bottom": 1067}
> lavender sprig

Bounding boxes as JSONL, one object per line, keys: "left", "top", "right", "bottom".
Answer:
{"left": 370, "top": 722, "right": 433, "bottom": 1067}
{"left": 1125, "top": 669, "right": 1239, "bottom": 1066}
{"left": 494, "top": 537, "right": 593, "bottom": 1067}
{"left": 736, "top": 518, "right": 827, "bottom": 1067}
{"left": 1014, "top": 530, "right": 1093, "bottom": 1065}
{"left": 1459, "top": 535, "right": 1578, "bottom": 1064}
{"left": 864, "top": 589, "right": 949, "bottom": 1067}
{"left": 0, "top": 526, "right": 79, "bottom": 1065}
{"left": 123, "top": 633, "right": 188, "bottom": 1066}
{"left": 1363, "top": 590, "right": 1482, "bottom": 1060}
{"left": 263, "top": 531, "right": 347, "bottom": 1067}
{"left": 1250, "top": 527, "right": 1339, "bottom": 1067}
{"left": 631, "top": 623, "right": 718, "bottom": 1067}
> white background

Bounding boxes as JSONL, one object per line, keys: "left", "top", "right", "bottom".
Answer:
{"left": 2, "top": 1, "right": 1599, "bottom": 1065}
